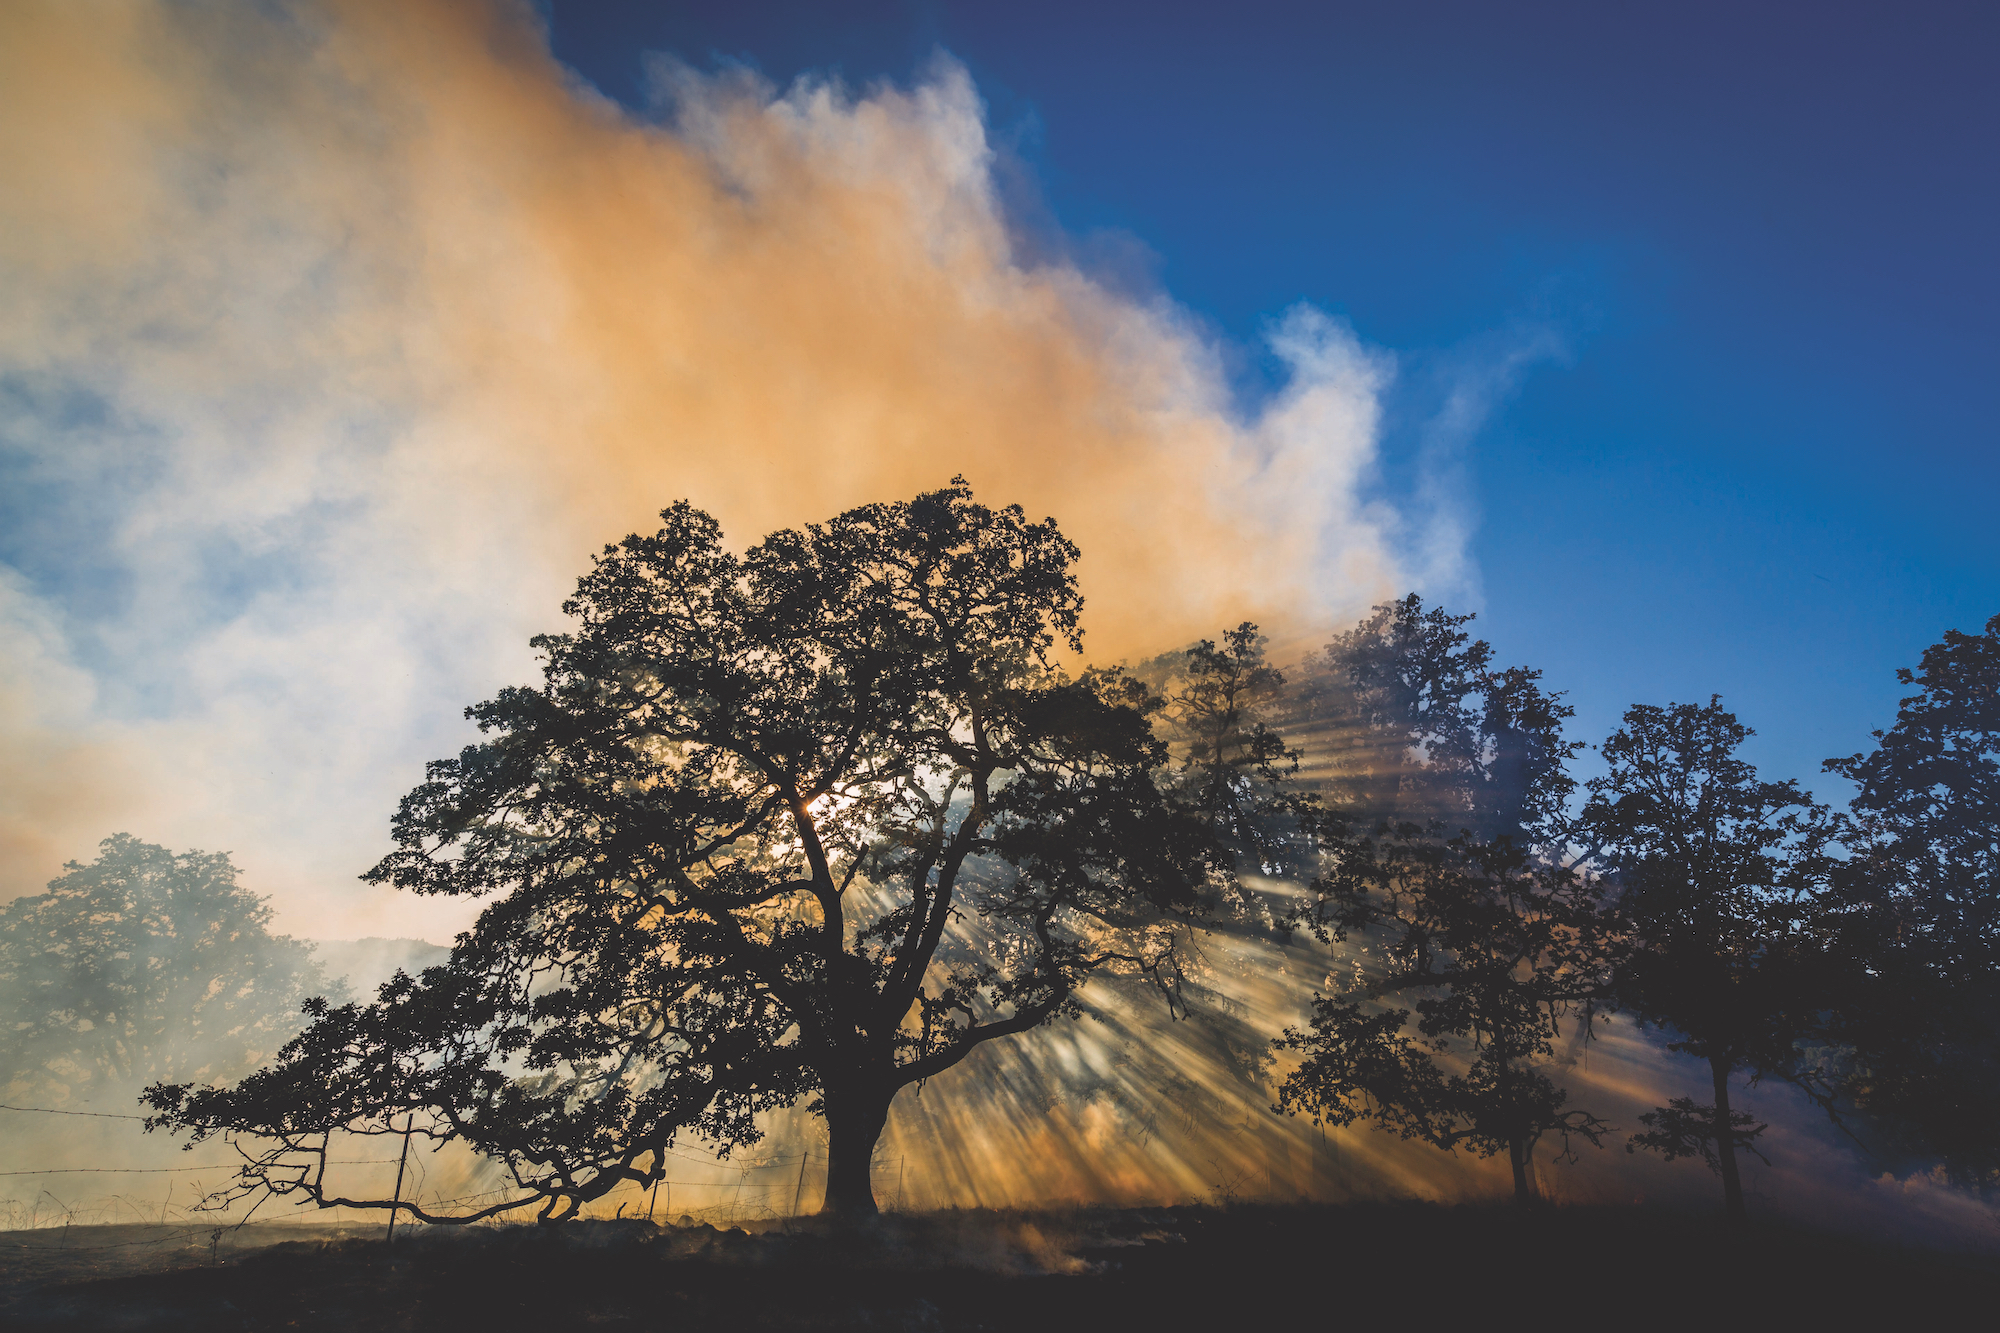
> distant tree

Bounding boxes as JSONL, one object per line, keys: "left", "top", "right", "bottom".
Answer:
{"left": 1277, "top": 599, "right": 1610, "bottom": 1203}
{"left": 1819, "top": 613, "right": 2000, "bottom": 1185}
{"left": 1159, "top": 622, "right": 1317, "bottom": 882}
{"left": 1277, "top": 828, "right": 1614, "bottom": 1202}
{"left": 1303, "top": 594, "right": 1580, "bottom": 841}
{"left": 1625, "top": 1096, "right": 1770, "bottom": 1180}
{"left": 1579, "top": 698, "right": 1831, "bottom": 1220}
{"left": 0, "top": 834, "right": 342, "bottom": 1106}
{"left": 147, "top": 482, "right": 1221, "bottom": 1222}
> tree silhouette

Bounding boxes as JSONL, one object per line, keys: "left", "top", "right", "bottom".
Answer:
{"left": 1302, "top": 595, "right": 1580, "bottom": 840}
{"left": 146, "top": 482, "right": 1220, "bottom": 1221}
{"left": 1158, "top": 622, "right": 1317, "bottom": 882}
{"left": 1580, "top": 698, "right": 1830, "bottom": 1220}
{"left": 1819, "top": 613, "right": 2000, "bottom": 1184}
{"left": 1278, "top": 598, "right": 1610, "bottom": 1203}
{"left": 0, "top": 834, "right": 342, "bottom": 1106}
{"left": 1626, "top": 1096, "right": 1769, "bottom": 1176}
{"left": 1278, "top": 829, "right": 1614, "bottom": 1202}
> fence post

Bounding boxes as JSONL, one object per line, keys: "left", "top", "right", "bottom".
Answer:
{"left": 385, "top": 1115, "right": 414, "bottom": 1245}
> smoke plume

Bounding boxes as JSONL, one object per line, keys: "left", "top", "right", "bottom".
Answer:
{"left": 0, "top": 0, "right": 1413, "bottom": 936}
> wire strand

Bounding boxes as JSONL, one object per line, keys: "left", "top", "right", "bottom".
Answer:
{"left": 1, "top": 1102, "right": 149, "bottom": 1121}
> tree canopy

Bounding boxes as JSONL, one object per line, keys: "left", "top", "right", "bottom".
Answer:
{"left": 0, "top": 834, "right": 341, "bottom": 1108}
{"left": 1818, "top": 613, "right": 2000, "bottom": 1185}
{"left": 1824, "top": 613, "right": 1998, "bottom": 990}
{"left": 148, "top": 481, "right": 1225, "bottom": 1221}
{"left": 1304, "top": 594, "right": 1580, "bottom": 842}
{"left": 1278, "top": 829, "right": 1614, "bottom": 1202}
{"left": 1578, "top": 698, "right": 1832, "bottom": 1218}
{"left": 1286, "top": 605, "right": 2000, "bottom": 1215}
{"left": 1278, "top": 597, "right": 1610, "bottom": 1203}
{"left": 1154, "top": 622, "right": 1320, "bottom": 890}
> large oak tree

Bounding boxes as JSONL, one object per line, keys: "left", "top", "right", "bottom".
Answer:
{"left": 148, "top": 482, "right": 1221, "bottom": 1221}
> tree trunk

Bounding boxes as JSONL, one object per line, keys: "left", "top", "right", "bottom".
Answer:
{"left": 1495, "top": 1044, "right": 1537, "bottom": 1206}
{"left": 820, "top": 1084, "right": 893, "bottom": 1219}
{"left": 1710, "top": 1054, "right": 1746, "bottom": 1221}
{"left": 1508, "top": 1138, "right": 1538, "bottom": 1205}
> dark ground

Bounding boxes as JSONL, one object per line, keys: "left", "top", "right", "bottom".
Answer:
{"left": 3, "top": 1204, "right": 1995, "bottom": 1331}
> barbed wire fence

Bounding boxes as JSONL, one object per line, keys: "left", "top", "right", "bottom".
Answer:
{"left": 1, "top": 1103, "right": 903, "bottom": 1238}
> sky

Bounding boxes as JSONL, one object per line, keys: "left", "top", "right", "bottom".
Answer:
{"left": 544, "top": 0, "right": 1998, "bottom": 793}
{"left": 0, "top": 0, "right": 1994, "bottom": 936}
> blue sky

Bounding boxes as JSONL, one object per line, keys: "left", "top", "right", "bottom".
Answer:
{"left": 545, "top": 0, "right": 1997, "bottom": 797}
{"left": 0, "top": 1, "right": 1991, "bottom": 927}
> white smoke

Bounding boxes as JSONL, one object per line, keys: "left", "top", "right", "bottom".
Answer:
{"left": 0, "top": 2, "right": 1428, "bottom": 939}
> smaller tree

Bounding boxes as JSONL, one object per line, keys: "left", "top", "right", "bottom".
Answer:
{"left": 1278, "top": 826, "right": 1614, "bottom": 1203}
{"left": 1818, "top": 613, "right": 2000, "bottom": 1185}
{"left": 1625, "top": 1097, "right": 1769, "bottom": 1179}
{"left": 1279, "top": 604, "right": 1609, "bottom": 1203}
{"left": 0, "top": 834, "right": 343, "bottom": 1106}
{"left": 1159, "top": 622, "right": 1317, "bottom": 882}
{"left": 1580, "top": 698, "right": 1830, "bottom": 1220}
{"left": 1304, "top": 595, "right": 1580, "bottom": 842}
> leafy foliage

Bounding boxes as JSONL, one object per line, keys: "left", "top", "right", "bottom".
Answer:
{"left": 1156, "top": 622, "right": 1318, "bottom": 882}
{"left": 1579, "top": 698, "right": 1832, "bottom": 1216}
{"left": 1279, "top": 600, "right": 1609, "bottom": 1201}
{"left": 1627, "top": 1097, "right": 1769, "bottom": 1174}
{"left": 1583, "top": 699, "right": 1832, "bottom": 1068}
{"left": 147, "top": 482, "right": 1223, "bottom": 1221}
{"left": 0, "top": 834, "right": 342, "bottom": 1106}
{"left": 1304, "top": 594, "right": 1580, "bottom": 843}
{"left": 1279, "top": 829, "right": 1614, "bottom": 1200}
{"left": 1819, "top": 613, "right": 2000, "bottom": 1185}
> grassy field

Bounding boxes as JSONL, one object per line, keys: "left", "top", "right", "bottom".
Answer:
{"left": 4, "top": 1203, "right": 1995, "bottom": 1330}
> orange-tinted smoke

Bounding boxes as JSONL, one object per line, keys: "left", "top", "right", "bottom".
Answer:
{"left": 0, "top": 0, "right": 1405, "bottom": 923}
